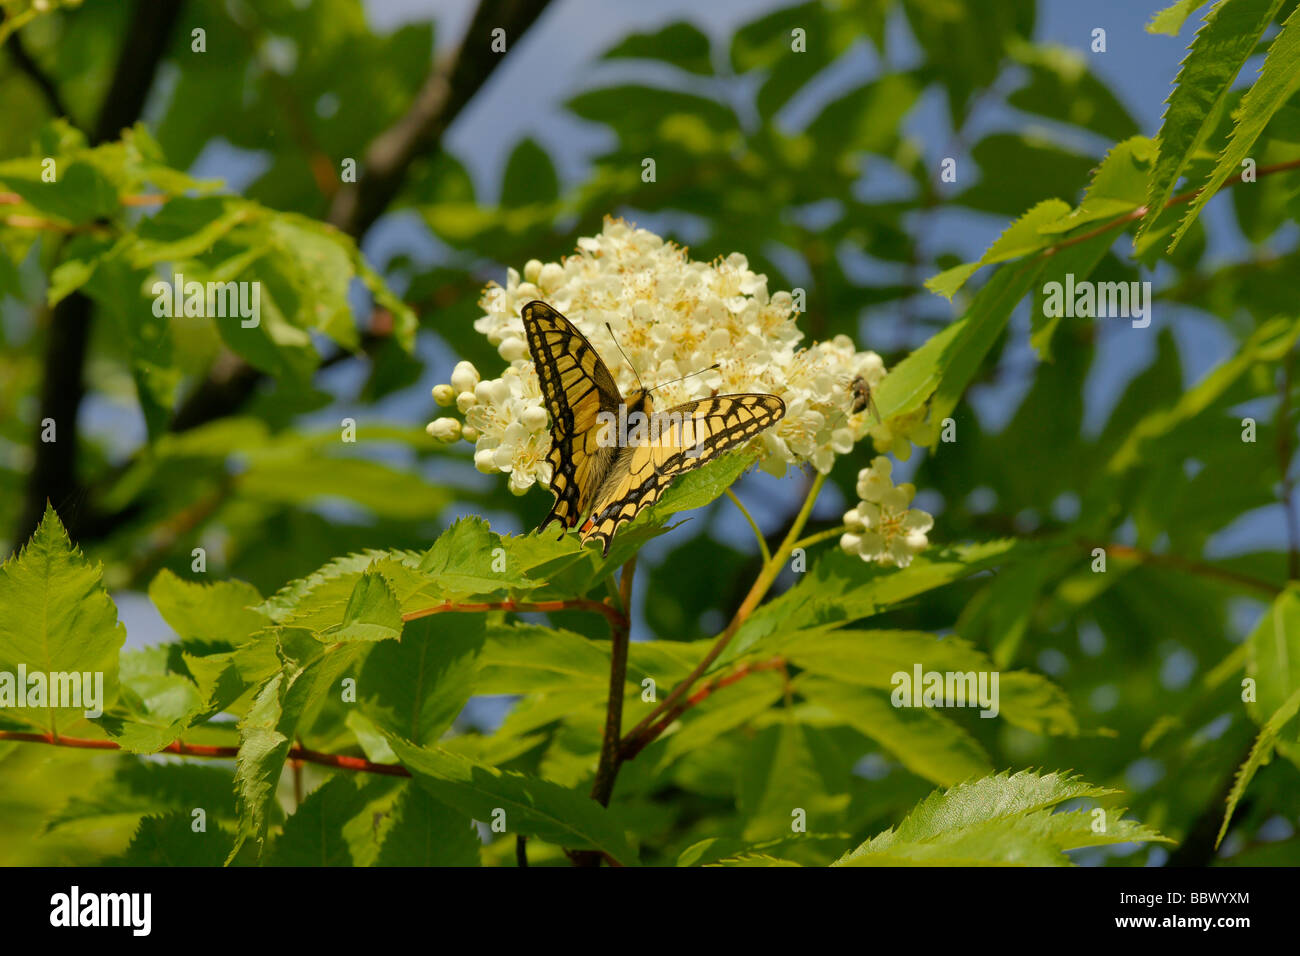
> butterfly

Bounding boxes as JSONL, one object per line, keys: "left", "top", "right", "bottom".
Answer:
{"left": 522, "top": 300, "right": 786, "bottom": 555}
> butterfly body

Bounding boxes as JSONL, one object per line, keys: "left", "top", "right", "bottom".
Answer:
{"left": 522, "top": 300, "right": 785, "bottom": 554}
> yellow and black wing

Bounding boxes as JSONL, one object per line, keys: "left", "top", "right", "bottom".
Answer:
{"left": 521, "top": 300, "right": 623, "bottom": 537}
{"left": 580, "top": 394, "right": 786, "bottom": 554}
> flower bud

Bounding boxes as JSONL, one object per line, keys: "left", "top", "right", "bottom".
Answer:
{"left": 432, "top": 384, "right": 456, "bottom": 407}
{"left": 450, "top": 360, "right": 480, "bottom": 394}
{"left": 426, "top": 417, "right": 461, "bottom": 442}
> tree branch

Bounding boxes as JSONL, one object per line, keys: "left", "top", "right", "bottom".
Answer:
{"left": 4, "top": 29, "right": 72, "bottom": 120}
{"left": 0, "top": 730, "right": 410, "bottom": 777}
{"left": 166, "top": 0, "right": 553, "bottom": 447}
{"left": 13, "top": 0, "right": 185, "bottom": 551}
{"left": 620, "top": 472, "right": 827, "bottom": 758}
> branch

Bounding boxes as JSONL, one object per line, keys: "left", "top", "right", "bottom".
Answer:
{"left": 623, "top": 657, "right": 787, "bottom": 760}
{"left": 154, "top": 0, "right": 554, "bottom": 469}
{"left": 589, "top": 557, "right": 635, "bottom": 806}
{"left": 13, "top": 0, "right": 185, "bottom": 551}
{"left": 0, "top": 730, "right": 410, "bottom": 777}
{"left": 327, "top": 0, "right": 551, "bottom": 237}
{"left": 4, "top": 29, "right": 71, "bottom": 120}
{"left": 1082, "top": 541, "right": 1283, "bottom": 596}
{"left": 620, "top": 471, "right": 827, "bottom": 758}
{"left": 725, "top": 488, "right": 771, "bottom": 563}
{"left": 1040, "top": 157, "right": 1300, "bottom": 259}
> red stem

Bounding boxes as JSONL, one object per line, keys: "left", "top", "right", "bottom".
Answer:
{"left": 0, "top": 730, "right": 411, "bottom": 777}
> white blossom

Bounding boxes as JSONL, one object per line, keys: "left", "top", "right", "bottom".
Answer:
{"left": 430, "top": 216, "right": 895, "bottom": 493}
{"left": 839, "top": 455, "right": 933, "bottom": 568}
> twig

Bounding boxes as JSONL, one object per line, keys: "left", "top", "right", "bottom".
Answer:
{"left": 623, "top": 657, "right": 787, "bottom": 760}
{"left": 620, "top": 471, "right": 827, "bottom": 757}
{"left": 724, "top": 488, "right": 771, "bottom": 563}
{"left": 791, "top": 524, "right": 847, "bottom": 552}
{"left": 13, "top": 0, "right": 186, "bottom": 551}
{"left": 4, "top": 30, "right": 72, "bottom": 120}
{"left": 0, "top": 730, "right": 411, "bottom": 777}
{"left": 1082, "top": 541, "right": 1282, "bottom": 596}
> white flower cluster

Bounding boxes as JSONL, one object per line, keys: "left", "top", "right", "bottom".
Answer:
{"left": 428, "top": 216, "right": 890, "bottom": 493}
{"left": 839, "top": 456, "right": 933, "bottom": 568}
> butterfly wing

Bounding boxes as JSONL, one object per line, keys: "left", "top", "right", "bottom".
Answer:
{"left": 581, "top": 393, "right": 786, "bottom": 554}
{"left": 522, "top": 300, "right": 624, "bottom": 537}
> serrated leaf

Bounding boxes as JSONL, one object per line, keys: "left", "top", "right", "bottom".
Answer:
{"left": 1217, "top": 685, "right": 1300, "bottom": 847}
{"left": 270, "top": 776, "right": 365, "bottom": 866}
{"left": 360, "top": 614, "right": 485, "bottom": 745}
{"left": 326, "top": 570, "right": 403, "bottom": 643}
{"left": 0, "top": 505, "right": 125, "bottom": 734}
{"left": 835, "top": 770, "right": 1167, "bottom": 865}
{"left": 800, "top": 678, "right": 992, "bottom": 786}
{"left": 112, "top": 812, "right": 234, "bottom": 866}
{"left": 148, "top": 569, "right": 268, "bottom": 645}
{"left": 385, "top": 733, "right": 639, "bottom": 865}
{"left": 376, "top": 785, "right": 481, "bottom": 866}
{"left": 926, "top": 199, "right": 1069, "bottom": 300}
{"left": 1139, "top": 0, "right": 1285, "bottom": 242}
{"left": 1170, "top": 4, "right": 1300, "bottom": 248}
{"left": 1147, "top": 0, "right": 1215, "bottom": 36}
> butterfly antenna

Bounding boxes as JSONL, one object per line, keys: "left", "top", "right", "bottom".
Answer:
{"left": 605, "top": 322, "right": 645, "bottom": 392}
{"left": 647, "top": 364, "right": 721, "bottom": 394}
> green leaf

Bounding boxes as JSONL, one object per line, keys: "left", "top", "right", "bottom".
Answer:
{"left": 877, "top": 261, "right": 1044, "bottom": 423}
{"left": 148, "top": 570, "right": 269, "bottom": 645}
{"left": 1147, "top": 0, "right": 1215, "bottom": 36}
{"left": 1138, "top": 0, "right": 1285, "bottom": 243}
{"left": 1039, "top": 136, "right": 1157, "bottom": 236}
{"left": 1006, "top": 43, "right": 1141, "bottom": 142}
{"left": 737, "top": 720, "right": 841, "bottom": 842}
{"left": 112, "top": 812, "right": 234, "bottom": 866}
{"left": 476, "top": 623, "right": 609, "bottom": 695}
{"left": 0, "top": 505, "right": 125, "bottom": 734}
{"left": 376, "top": 784, "right": 481, "bottom": 866}
{"left": 46, "top": 761, "right": 238, "bottom": 834}
{"left": 239, "top": 454, "right": 450, "bottom": 520}
{"left": 360, "top": 614, "right": 485, "bottom": 745}
{"left": 926, "top": 199, "right": 1069, "bottom": 300}
{"left": 659, "top": 671, "right": 786, "bottom": 764}
{"left": 230, "top": 632, "right": 366, "bottom": 859}
{"left": 416, "top": 516, "right": 538, "bottom": 596}
{"left": 270, "top": 776, "right": 365, "bottom": 866}
{"left": 1170, "top": 4, "right": 1300, "bottom": 248}
{"left": 501, "top": 138, "right": 559, "bottom": 207}
{"left": 778, "top": 630, "right": 1076, "bottom": 735}
{"left": 385, "top": 733, "right": 639, "bottom": 865}
{"left": 729, "top": 540, "right": 1023, "bottom": 663}
{"left": 1107, "top": 316, "right": 1300, "bottom": 473}
{"left": 326, "top": 570, "right": 403, "bottom": 643}
{"left": 800, "top": 678, "right": 992, "bottom": 786}
{"left": 603, "top": 21, "right": 713, "bottom": 75}
{"left": 1246, "top": 585, "right": 1300, "bottom": 760}
{"left": 1217, "top": 685, "right": 1300, "bottom": 847}
{"left": 835, "top": 770, "right": 1169, "bottom": 865}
